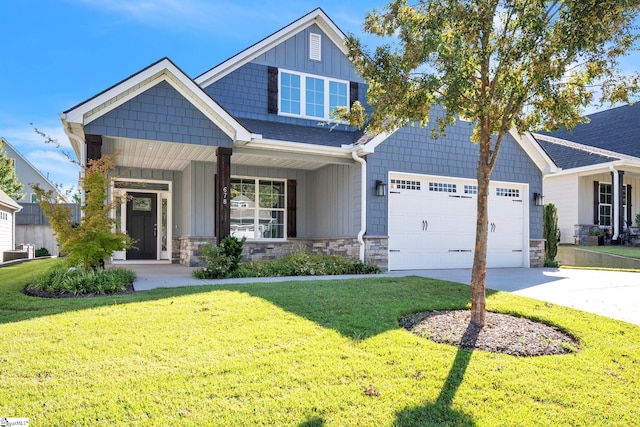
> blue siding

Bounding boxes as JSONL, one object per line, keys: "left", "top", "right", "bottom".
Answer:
{"left": 205, "top": 25, "right": 365, "bottom": 132}
{"left": 85, "top": 81, "right": 232, "bottom": 147}
{"left": 367, "top": 108, "right": 543, "bottom": 238}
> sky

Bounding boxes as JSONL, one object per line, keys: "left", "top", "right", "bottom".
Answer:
{"left": 1, "top": 0, "right": 639, "bottom": 194}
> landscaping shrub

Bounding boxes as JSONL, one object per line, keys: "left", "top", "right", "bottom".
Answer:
{"left": 236, "top": 250, "right": 381, "bottom": 278}
{"left": 35, "top": 247, "right": 50, "bottom": 257}
{"left": 26, "top": 263, "right": 136, "bottom": 296}
{"left": 192, "top": 236, "right": 246, "bottom": 279}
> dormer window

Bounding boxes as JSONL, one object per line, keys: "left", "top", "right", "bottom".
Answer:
{"left": 309, "top": 33, "right": 321, "bottom": 61}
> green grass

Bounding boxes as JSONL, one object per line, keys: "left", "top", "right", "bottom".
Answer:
{"left": 1, "top": 259, "right": 640, "bottom": 426}
{"left": 575, "top": 245, "right": 640, "bottom": 259}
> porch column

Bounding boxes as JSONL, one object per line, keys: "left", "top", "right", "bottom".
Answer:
{"left": 619, "top": 171, "right": 625, "bottom": 231}
{"left": 215, "top": 147, "right": 232, "bottom": 244}
{"left": 85, "top": 134, "right": 102, "bottom": 162}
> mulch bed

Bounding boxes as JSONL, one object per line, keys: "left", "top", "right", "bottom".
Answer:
{"left": 399, "top": 310, "right": 580, "bottom": 356}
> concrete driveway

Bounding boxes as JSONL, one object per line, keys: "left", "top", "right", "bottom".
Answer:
{"left": 128, "top": 264, "right": 640, "bottom": 326}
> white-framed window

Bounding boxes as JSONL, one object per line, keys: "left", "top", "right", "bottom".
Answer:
{"left": 278, "top": 69, "right": 349, "bottom": 120}
{"left": 599, "top": 183, "right": 628, "bottom": 226}
{"left": 230, "top": 177, "right": 286, "bottom": 240}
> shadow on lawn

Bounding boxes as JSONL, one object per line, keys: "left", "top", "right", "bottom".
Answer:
{"left": 395, "top": 322, "right": 479, "bottom": 426}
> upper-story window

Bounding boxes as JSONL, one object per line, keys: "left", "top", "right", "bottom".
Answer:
{"left": 278, "top": 69, "right": 349, "bottom": 120}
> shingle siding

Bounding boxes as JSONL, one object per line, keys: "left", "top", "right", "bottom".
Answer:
{"left": 205, "top": 24, "right": 365, "bottom": 133}
{"left": 367, "top": 109, "right": 543, "bottom": 238}
{"left": 85, "top": 81, "right": 232, "bottom": 147}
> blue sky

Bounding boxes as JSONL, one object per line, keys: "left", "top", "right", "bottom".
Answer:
{"left": 1, "top": 0, "right": 639, "bottom": 193}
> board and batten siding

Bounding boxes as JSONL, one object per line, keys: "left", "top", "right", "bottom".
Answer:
{"left": 305, "top": 163, "right": 359, "bottom": 238}
{"left": 544, "top": 174, "right": 579, "bottom": 244}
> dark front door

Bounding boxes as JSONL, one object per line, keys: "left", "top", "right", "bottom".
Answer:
{"left": 126, "top": 192, "right": 157, "bottom": 260}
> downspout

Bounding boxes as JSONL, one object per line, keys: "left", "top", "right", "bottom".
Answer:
{"left": 352, "top": 150, "right": 366, "bottom": 262}
{"left": 610, "top": 165, "right": 620, "bottom": 241}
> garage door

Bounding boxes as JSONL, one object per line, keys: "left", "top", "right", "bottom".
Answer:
{"left": 388, "top": 173, "right": 527, "bottom": 270}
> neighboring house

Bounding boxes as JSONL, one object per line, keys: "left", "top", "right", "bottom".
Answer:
{"left": 0, "top": 188, "right": 22, "bottom": 263}
{"left": 0, "top": 137, "right": 74, "bottom": 255}
{"left": 60, "top": 8, "right": 555, "bottom": 269}
{"left": 535, "top": 102, "right": 640, "bottom": 245}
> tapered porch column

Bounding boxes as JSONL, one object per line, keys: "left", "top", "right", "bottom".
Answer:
{"left": 215, "top": 147, "right": 232, "bottom": 244}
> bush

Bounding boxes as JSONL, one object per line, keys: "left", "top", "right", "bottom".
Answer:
{"left": 35, "top": 247, "right": 50, "bottom": 257}
{"left": 192, "top": 236, "right": 246, "bottom": 279}
{"left": 544, "top": 258, "right": 560, "bottom": 268}
{"left": 236, "top": 251, "right": 381, "bottom": 278}
{"left": 26, "top": 264, "right": 136, "bottom": 296}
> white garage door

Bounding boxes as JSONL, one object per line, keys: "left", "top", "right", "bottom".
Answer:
{"left": 388, "top": 173, "right": 528, "bottom": 270}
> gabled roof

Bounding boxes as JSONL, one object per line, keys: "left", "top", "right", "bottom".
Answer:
{"left": 60, "top": 57, "right": 252, "bottom": 157}
{"left": 0, "top": 187, "right": 21, "bottom": 211}
{"left": 533, "top": 133, "right": 630, "bottom": 169}
{"left": 539, "top": 103, "right": 640, "bottom": 159}
{"left": 0, "top": 137, "right": 68, "bottom": 203}
{"left": 195, "top": 8, "right": 346, "bottom": 88}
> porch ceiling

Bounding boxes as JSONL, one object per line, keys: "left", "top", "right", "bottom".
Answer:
{"left": 102, "top": 137, "right": 351, "bottom": 171}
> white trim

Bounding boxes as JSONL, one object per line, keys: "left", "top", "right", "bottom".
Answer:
{"left": 195, "top": 8, "right": 346, "bottom": 87}
{"left": 61, "top": 58, "right": 251, "bottom": 143}
{"left": 278, "top": 69, "right": 349, "bottom": 121}
{"left": 110, "top": 178, "right": 173, "bottom": 262}
{"left": 230, "top": 176, "right": 287, "bottom": 241}
{"left": 510, "top": 130, "right": 560, "bottom": 174}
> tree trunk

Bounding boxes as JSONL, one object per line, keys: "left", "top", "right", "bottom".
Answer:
{"left": 470, "top": 136, "right": 494, "bottom": 327}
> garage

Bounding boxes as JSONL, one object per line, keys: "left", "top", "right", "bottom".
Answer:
{"left": 388, "top": 173, "right": 528, "bottom": 270}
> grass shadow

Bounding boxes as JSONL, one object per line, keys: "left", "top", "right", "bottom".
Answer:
{"left": 394, "top": 322, "right": 480, "bottom": 426}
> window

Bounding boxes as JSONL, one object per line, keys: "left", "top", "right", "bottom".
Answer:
{"left": 278, "top": 70, "right": 348, "bottom": 120}
{"left": 464, "top": 185, "right": 477, "bottom": 194}
{"left": 429, "top": 182, "right": 456, "bottom": 193}
{"left": 599, "top": 183, "right": 628, "bottom": 226}
{"left": 391, "top": 179, "right": 421, "bottom": 190}
{"left": 280, "top": 72, "right": 300, "bottom": 115}
{"left": 230, "top": 178, "right": 286, "bottom": 240}
{"left": 599, "top": 183, "right": 612, "bottom": 226}
{"left": 496, "top": 187, "right": 520, "bottom": 197}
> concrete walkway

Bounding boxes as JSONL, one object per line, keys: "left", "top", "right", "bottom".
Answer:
{"left": 125, "top": 264, "right": 640, "bottom": 326}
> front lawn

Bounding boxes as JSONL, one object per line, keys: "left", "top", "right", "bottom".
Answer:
{"left": 1, "top": 259, "right": 639, "bottom": 426}
{"left": 575, "top": 245, "right": 640, "bottom": 259}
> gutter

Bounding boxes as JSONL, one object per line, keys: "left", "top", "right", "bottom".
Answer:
{"left": 351, "top": 150, "right": 367, "bottom": 262}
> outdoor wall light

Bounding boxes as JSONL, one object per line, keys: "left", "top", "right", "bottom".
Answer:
{"left": 376, "top": 180, "right": 387, "bottom": 197}
{"left": 533, "top": 192, "right": 544, "bottom": 206}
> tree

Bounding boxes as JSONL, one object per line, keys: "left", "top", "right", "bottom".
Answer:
{"left": 0, "top": 139, "right": 24, "bottom": 199}
{"left": 340, "top": 0, "right": 640, "bottom": 326}
{"left": 543, "top": 203, "right": 560, "bottom": 263}
{"left": 33, "top": 154, "right": 131, "bottom": 271}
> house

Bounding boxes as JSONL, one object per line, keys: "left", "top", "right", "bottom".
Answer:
{"left": 59, "top": 8, "right": 554, "bottom": 270}
{"left": 0, "top": 188, "right": 22, "bottom": 263}
{"left": 535, "top": 103, "right": 640, "bottom": 245}
{"left": 0, "top": 137, "right": 76, "bottom": 255}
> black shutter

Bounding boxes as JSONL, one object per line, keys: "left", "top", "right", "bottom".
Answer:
{"left": 85, "top": 134, "right": 102, "bottom": 162}
{"left": 267, "top": 66, "right": 278, "bottom": 114}
{"left": 628, "top": 184, "right": 633, "bottom": 227}
{"left": 594, "top": 181, "right": 599, "bottom": 224}
{"left": 350, "top": 81, "right": 359, "bottom": 106}
{"left": 287, "top": 180, "right": 297, "bottom": 238}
